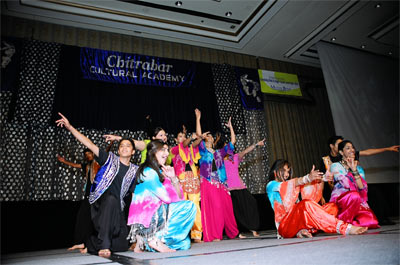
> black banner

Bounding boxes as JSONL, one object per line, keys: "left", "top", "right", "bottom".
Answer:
{"left": 80, "top": 47, "right": 196, "bottom": 87}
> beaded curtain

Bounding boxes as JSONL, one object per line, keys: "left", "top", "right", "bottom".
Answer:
{"left": 212, "top": 64, "right": 270, "bottom": 194}
{"left": 1, "top": 40, "right": 62, "bottom": 201}
{"left": 0, "top": 40, "right": 270, "bottom": 201}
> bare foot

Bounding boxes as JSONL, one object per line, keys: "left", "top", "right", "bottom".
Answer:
{"left": 193, "top": 239, "right": 203, "bottom": 243}
{"left": 348, "top": 225, "right": 368, "bottom": 235}
{"left": 129, "top": 243, "right": 136, "bottom": 251}
{"left": 79, "top": 248, "right": 87, "bottom": 254}
{"left": 132, "top": 241, "right": 143, "bottom": 253}
{"left": 212, "top": 238, "right": 221, "bottom": 242}
{"left": 296, "top": 229, "right": 313, "bottom": 238}
{"left": 148, "top": 239, "right": 176, "bottom": 253}
{"left": 251, "top": 231, "right": 260, "bottom": 237}
{"left": 238, "top": 233, "right": 247, "bottom": 239}
{"left": 68, "top": 244, "right": 84, "bottom": 251}
{"left": 133, "top": 245, "right": 143, "bottom": 253}
{"left": 98, "top": 249, "right": 111, "bottom": 258}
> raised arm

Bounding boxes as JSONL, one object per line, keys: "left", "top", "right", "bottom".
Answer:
{"left": 195, "top": 109, "right": 202, "bottom": 137}
{"left": 182, "top": 137, "right": 192, "bottom": 148}
{"left": 105, "top": 140, "right": 114, "bottom": 153}
{"left": 103, "top": 134, "right": 147, "bottom": 151}
{"left": 225, "top": 117, "right": 236, "bottom": 145}
{"left": 133, "top": 140, "right": 146, "bottom": 151}
{"left": 191, "top": 132, "right": 209, "bottom": 148}
{"left": 57, "top": 155, "right": 82, "bottom": 169}
{"left": 56, "top": 113, "right": 99, "bottom": 157}
{"left": 181, "top": 125, "right": 192, "bottom": 148}
{"left": 359, "top": 145, "right": 399, "bottom": 156}
{"left": 238, "top": 138, "right": 265, "bottom": 160}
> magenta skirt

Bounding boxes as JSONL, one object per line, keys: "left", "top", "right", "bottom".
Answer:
{"left": 200, "top": 179, "right": 239, "bottom": 242}
{"left": 336, "top": 191, "right": 379, "bottom": 229}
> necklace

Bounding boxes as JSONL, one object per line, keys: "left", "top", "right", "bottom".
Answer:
{"left": 340, "top": 160, "right": 350, "bottom": 171}
{"left": 206, "top": 146, "right": 215, "bottom": 154}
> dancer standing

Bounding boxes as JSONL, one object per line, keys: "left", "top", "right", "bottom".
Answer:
{"left": 224, "top": 139, "right": 265, "bottom": 238}
{"left": 194, "top": 109, "right": 239, "bottom": 242}
{"left": 57, "top": 149, "right": 100, "bottom": 252}
{"left": 170, "top": 126, "right": 203, "bottom": 242}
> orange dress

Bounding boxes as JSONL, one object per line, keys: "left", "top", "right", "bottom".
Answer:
{"left": 266, "top": 179, "right": 349, "bottom": 238}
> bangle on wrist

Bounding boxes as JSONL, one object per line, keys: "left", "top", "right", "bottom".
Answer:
{"left": 303, "top": 174, "right": 310, "bottom": 184}
{"left": 298, "top": 177, "right": 304, "bottom": 186}
{"left": 171, "top": 177, "right": 179, "bottom": 184}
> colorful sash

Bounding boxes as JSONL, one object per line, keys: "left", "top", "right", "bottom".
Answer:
{"left": 89, "top": 152, "right": 138, "bottom": 210}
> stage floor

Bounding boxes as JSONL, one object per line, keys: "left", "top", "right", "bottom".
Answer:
{"left": 3, "top": 219, "right": 399, "bottom": 265}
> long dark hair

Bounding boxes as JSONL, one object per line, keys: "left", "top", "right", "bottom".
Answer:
{"left": 337, "top": 139, "right": 359, "bottom": 161}
{"left": 151, "top": 127, "right": 165, "bottom": 139}
{"left": 135, "top": 140, "right": 166, "bottom": 184}
{"left": 338, "top": 140, "right": 354, "bottom": 152}
{"left": 268, "top": 159, "right": 292, "bottom": 182}
{"left": 144, "top": 115, "right": 166, "bottom": 141}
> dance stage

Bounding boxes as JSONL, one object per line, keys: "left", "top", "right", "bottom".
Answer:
{"left": 3, "top": 219, "right": 399, "bottom": 265}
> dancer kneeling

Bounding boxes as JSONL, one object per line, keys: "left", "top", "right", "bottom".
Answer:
{"left": 56, "top": 113, "right": 138, "bottom": 258}
{"left": 266, "top": 159, "right": 368, "bottom": 238}
{"left": 127, "top": 140, "right": 196, "bottom": 252}
{"left": 329, "top": 140, "right": 380, "bottom": 228}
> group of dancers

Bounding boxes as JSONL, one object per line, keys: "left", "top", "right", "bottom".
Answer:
{"left": 55, "top": 110, "right": 399, "bottom": 257}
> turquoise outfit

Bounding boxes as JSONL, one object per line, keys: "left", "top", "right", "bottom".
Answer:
{"left": 128, "top": 167, "right": 196, "bottom": 251}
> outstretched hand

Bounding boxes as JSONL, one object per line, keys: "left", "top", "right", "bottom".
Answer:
{"left": 387, "top": 145, "right": 399, "bottom": 152}
{"left": 200, "top": 131, "right": 210, "bottom": 139}
{"left": 322, "top": 166, "right": 335, "bottom": 182}
{"left": 103, "top": 134, "right": 121, "bottom": 142}
{"left": 55, "top": 113, "right": 72, "bottom": 130}
{"left": 57, "top": 155, "right": 65, "bottom": 163}
{"left": 256, "top": 138, "right": 266, "bottom": 147}
{"left": 308, "top": 165, "right": 323, "bottom": 182}
{"left": 225, "top": 117, "right": 233, "bottom": 129}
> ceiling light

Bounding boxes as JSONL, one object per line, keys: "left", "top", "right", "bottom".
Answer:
{"left": 375, "top": 3, "right": 381, "bottom": 8}
{"left": 331, "top": 37, "right": 336, "bottom": 41}
{"left": 361, "top": 45, "right": 366, "bottom": 49}
{"left": 175, "top": 1, "right": 182, "bottom": 7}
{"left": 225, "top": 12, "right": 232, "bottom": 17}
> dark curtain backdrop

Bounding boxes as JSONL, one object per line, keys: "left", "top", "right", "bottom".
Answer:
{"left": 1, "top": 38, "right": 269, "bottom": 202}
{"left": 263, "top": 83, "right": 336, "bottom": 178}
{"left": 53, "top": 45, "right": 221, "bottom": 135}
